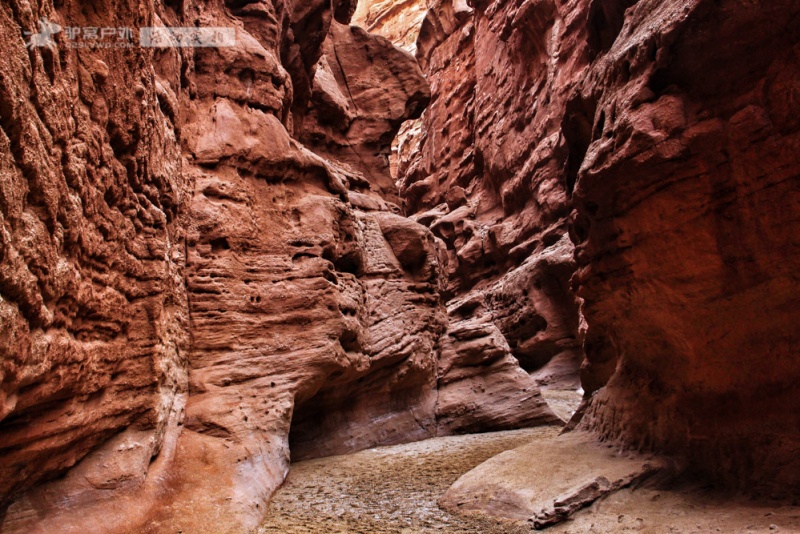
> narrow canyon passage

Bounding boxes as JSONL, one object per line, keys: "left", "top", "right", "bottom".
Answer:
{"left": 262, "top": 389, "right": 800, "bottom": 532}
{"left": 0, "top": 0, "right": 798, "bottom": 529}
{"left": 261, "top": 390, "right": 581, "bottom": 532}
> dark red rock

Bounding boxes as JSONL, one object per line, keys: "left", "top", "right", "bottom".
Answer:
{"left": 569, "top": 0, "right": 800, "bottom": 496}
{"left": 403, "top": 0, "right": 800, "bottom": 498}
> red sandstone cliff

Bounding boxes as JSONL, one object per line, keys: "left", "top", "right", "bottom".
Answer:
{"left": 0, "top": 0, "right": 189, "bottom": 525}
{"left": 400, "top": 0, "right": 800, "bottom": 497}
{"left": 0, "top": 0, "right": 557, "bottom": 531}
{"left": 569, "top": 0, "right": 800, "bottom": 496}
{"left": 2, "top": 0, "right": 798, "bottom": 529}
{"left": 394, "top": 0, "right": 587, "bottom": 398}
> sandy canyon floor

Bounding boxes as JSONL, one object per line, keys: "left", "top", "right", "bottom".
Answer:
{"left": 259, "top": 392, "right": 800, "bottom": 533}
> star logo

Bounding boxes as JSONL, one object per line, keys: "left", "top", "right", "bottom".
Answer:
{"left": 24, "top": 17, "right": 62, "bottom": 49}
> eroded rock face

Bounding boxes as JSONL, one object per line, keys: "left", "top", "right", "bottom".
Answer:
{"left": 0, "top": 0, "right": 188, "bottom": 527}
{"left": 0, "top": 0, "right": 558, "bottom": 530}
{"left": 297, "top": 20, "right": 430, "bottom": 202}
{"left": 392, "top": 0, "right": 586, "bottom": 400}
{"left": 400, "top": 0, "right": 800, "bottom": 497}
{"left": 567, "top": 0, "right": 800, "bottom": 496}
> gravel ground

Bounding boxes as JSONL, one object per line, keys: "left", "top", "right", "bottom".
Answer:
{"left": 259, "top": 389, "right": 800, "bottom": 533}
{"left": 259, "top": 427, "right": 558, "bottom": 533}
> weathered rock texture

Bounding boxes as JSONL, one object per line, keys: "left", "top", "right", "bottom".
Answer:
{"left": 353, "top": 0, "right": 580, "bottom": 446}
{"left": 393, "top": 0, "right": 586, "bottom": 397}
{"left": 399, "top": 0, "right": 800, "bottom": 498}
{"left": 0, "top": 0, "right": 189, "bottom": 529}
{"left": 567, "top": 0, "right": 800, "bottom": 496}
{"left": 0, "top": 0, "right": 558, "bottom": 530}
{"left": 352, "top": 0, "right": 427, "bottom": 54}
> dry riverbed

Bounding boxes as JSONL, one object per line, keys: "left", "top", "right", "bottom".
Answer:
{"left": 259, "top": 392, "right": 800, "bottom": 534}
{"left": 259, "top": 427, "right": 553, "bottom": 533}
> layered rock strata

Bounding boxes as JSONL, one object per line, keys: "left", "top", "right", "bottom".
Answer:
{"left": 0, "top": 0, "right": 559, "bottom": 530}
{"left": 568, "top": 0, "right": 800, "bottom": 496}
{"left": 391, "top": 0, "right": 586, "bottom": 397}
{"left": 399, "top": 0, "right": 800, "bottom": 496}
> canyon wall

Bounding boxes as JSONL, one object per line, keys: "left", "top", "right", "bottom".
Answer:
{"left": 0, "top": 0, "right": 558, "bottom": 531}
{"left": 0, "top": 0, "right": 189, "bottom": 528}
{"left": 400, "top": 0, "right": 800, "bottom": 496}
{"left": 2, "top": 0, "right": 797, "bottom": 530}
{"left": 390, "top": 0, "right": 588, "bottom": 398}
{"left": 569, "top": 0, "right": 800, "bottom": 496}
